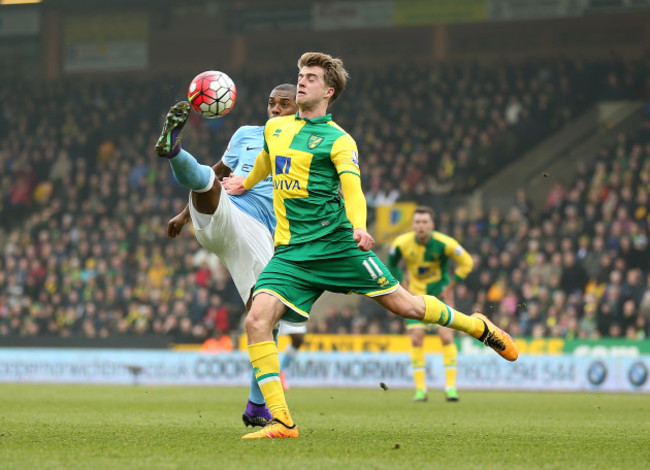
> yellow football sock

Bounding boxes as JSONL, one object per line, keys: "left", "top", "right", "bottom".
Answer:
{"left": 421, "top": 295, "right": 484, "bottom": 337}
{"left": 442, "top": 343, "right": 458, "bottom": 390}
{"left": 411, "top": 346, "right": 426, "bottom": 392}
{"left": 248, "top": 341, "right": 294, "bottom": 426}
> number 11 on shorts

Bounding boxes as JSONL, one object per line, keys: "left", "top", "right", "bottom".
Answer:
{"left": 362, "top": 257, "right": 383, "bottom": 280}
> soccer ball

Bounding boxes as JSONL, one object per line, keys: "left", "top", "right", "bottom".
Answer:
{"left": 187, "top": 71, "right": 237, "bottom": 119}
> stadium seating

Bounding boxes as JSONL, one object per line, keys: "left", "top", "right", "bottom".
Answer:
{"left": 1, "top": 57, "right": 648, "bottom": 341}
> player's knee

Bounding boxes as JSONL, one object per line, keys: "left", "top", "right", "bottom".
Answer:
{"left": 402, "top": 291, "right": 426, "bottom": 320}
{"left": 410, "top": 329, "right": 425, "bottom": 347}
{"left": 439, "top": 330, "right": 453, "bottom": 345}
{"left": 245, "top": 309, "right": 271, "bottom": 334}
{"left": 388, "top": 289, "right": 425, "bottom": 320}
{"left": 411, "top": 336, "right": 424, "bottom": 347}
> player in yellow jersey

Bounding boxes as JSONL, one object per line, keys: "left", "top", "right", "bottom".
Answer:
{"left": 223, "top": 51, "right": 517, "bottom": 439}
{"left": 387, "top": 206, "right": 473, "bottom": 402}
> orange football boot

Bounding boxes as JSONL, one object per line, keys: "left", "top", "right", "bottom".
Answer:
{"left": 471, "top": 313, "right": 518, "bottom": 362}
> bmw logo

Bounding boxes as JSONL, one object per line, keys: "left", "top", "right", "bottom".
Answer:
{"left": 628, "top": 362, "right": 648, "bottom": 387}
{"left": 587, "top": 361, "right": 607, "bottom": 386}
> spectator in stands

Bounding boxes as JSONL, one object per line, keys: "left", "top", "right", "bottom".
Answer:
{"left": 2, "top": 59, "right": 650, "bottom": 341}
{"left": 560, "top": 252, "right": 589, "bottom": 294}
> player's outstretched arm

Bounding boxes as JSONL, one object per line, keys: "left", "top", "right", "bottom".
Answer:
{"left": 439, "top": 281, "right": 457, "bottom": 308}
{"left": 214, "top": 161, "right": 232, "bottom": 180}
{"left": 340, "top": 172, "right": 373, "bottom": 251}
{"left": 441, "top": 238, "right": 473, "bottom": 306}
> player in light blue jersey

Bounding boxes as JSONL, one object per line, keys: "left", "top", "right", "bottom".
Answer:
{"left": 220, "top": 126, "right": 276, "bottom": 233}
{"left": 155, "top": 83, "right": 303, "bottom": 427}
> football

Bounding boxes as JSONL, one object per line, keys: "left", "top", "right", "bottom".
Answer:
{"left": 187, "top": 70, "right": 237, "bottom": 119}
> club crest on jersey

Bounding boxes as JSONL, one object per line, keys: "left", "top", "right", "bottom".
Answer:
{"left": 307, "top": 135, "right": 324, "bottom": 149}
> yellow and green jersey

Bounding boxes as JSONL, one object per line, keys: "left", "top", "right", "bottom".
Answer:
{"left": 258, "top": 113, "right": 361, "bottom": 249}
{"left": 386, "top": 231, "right": 473, "bottom": 296}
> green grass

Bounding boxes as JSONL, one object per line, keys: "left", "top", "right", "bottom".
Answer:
{"left": 1, "top": 384, "right": 648, "bottom": 469}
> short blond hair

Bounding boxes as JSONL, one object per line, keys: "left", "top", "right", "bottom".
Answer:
{"left": 298, "top": 52, "right": 349, "bottom": 104}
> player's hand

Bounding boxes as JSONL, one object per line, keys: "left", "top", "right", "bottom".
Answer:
{"left": 353, "top": 228, "right": 375, "bottom": 251}
{"left": 222, "top": 175, "right": 246, "bottom": 195}
{"left": 440, "top": 283, "right": 455, "bottom": 307}
{"left": 168, "top": 213, "right": 190, "bottom": 238}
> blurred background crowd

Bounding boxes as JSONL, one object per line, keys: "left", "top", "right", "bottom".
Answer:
{"left": 1, "top": 55, "right": 649, "bottom": 344}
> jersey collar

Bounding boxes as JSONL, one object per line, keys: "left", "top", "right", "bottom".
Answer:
{"left": 415, "top": 232, "right": 433, "bottom": 245}
{"left": 295, "top": 112, "right": 332, "bottom": 124}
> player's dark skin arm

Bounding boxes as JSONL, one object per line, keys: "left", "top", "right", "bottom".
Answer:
{"left": 167, "top": 161, "right": 232, "bottom": 238}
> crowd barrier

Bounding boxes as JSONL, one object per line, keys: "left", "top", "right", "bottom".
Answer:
{"left": 1, "top": 348, "right": 648, "bottom": 393}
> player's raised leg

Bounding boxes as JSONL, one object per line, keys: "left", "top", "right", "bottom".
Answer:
{"left": 376, "top": 287, "right": 518, "bottom": 362}
{"left": 155, "top": 101, "right": 190, "bottom": 158}
{"left": 155, "top": 101, "right": 226, "bottom": 217}
{"left": 242, "top": 293, "right": 298, "bottom": 439}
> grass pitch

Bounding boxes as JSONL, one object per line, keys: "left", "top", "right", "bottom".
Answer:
{"left": 1, "top": 384, "right": 648, "bottom": 469}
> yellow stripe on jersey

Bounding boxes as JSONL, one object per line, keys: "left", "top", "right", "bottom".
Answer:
{"left": 243, "top": 149, "right": 272, "bottom": 190}
{"left": 261, "top": 116, "right": 312, "bottom": 245}
{"left": 271, "top": 148, "right": 312, "bottom": 245}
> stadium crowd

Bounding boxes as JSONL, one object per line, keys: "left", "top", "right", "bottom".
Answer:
{"left": 370, "top": 118, "right": 650, "bottom": 340}
{"left": 1, "top": 57, "right": 649, "bottom": 342}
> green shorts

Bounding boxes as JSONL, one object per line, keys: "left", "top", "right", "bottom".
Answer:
{"left": 252, "top": 243, "right": 398, "bottom": 323}
{"left": 406, "top": 318, "right": 432, "bottom": 330}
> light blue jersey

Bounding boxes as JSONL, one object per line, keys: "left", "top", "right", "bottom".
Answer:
{"left": 222, "top": 125, "right": 275, "bottom": 233}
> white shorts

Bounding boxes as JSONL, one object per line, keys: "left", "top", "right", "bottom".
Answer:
{"left": 278, "top": 321, "right": 308, "bottom": 336}
{"left": 189, "top": 185, "right": 274, "bottom": 305}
